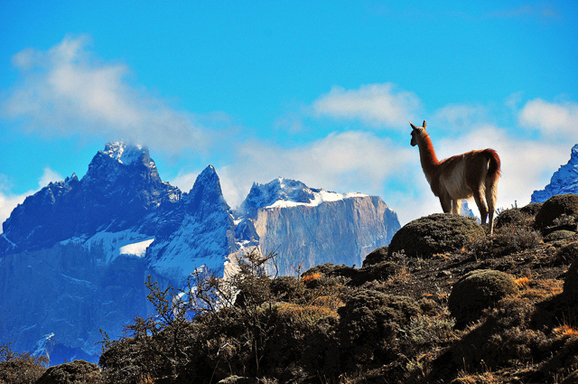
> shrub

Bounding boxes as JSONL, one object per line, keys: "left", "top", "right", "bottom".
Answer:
{"left": 448, "top": 269, "right": 519, "bottom": 327}
{"left": 544, "top": 230, "right": 577, "bottom": 242}
{"left": 303, "top": 263, "right": 357, "bottom": 280}
{"left": 535, "top": 194, "right": 578, "bottom": 230}
{"left": 267, "top": 302, "right": 340, "bottom": 378}
{"left": 466, "top": 226, "right": 542, "bottom": 260}
{"left": 0, "top": 343, "right": 47, "bottom": 384}
{"left": 431, "top": 296, "right": 548, "bottom": 381}
{"left": 494, "top": 208, "right": 534, "bottom": 229}
{"left": 36, "top": 360, "right": 102, "bottom": 384}
{"left": 269, "top": 275, "right": 304, "bottom": 302}
{"left": 362, "top": 246, "right": 389, "bottom": 267}
{"left": 338, "top": 289, "right": 422, "bottom": 365}
{"left": 554, "top": 242, "right": 578, "bottom": 266}
{"left": 520, "top": 202, "right": 543, "bottom": 216}
{"left": 388, "top": 214, "right": 486, "bottom": 258}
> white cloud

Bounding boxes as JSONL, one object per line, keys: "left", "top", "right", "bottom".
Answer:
{"left": 432, "top": 103, "right": 487, "bottom": 130}
{"left": 519, "top": 99, "right": 578, "bottom": 140}
{"left": 312, "top": 83, "right": 422, "bottom": 128}
{"left": 170, "top": 170, "right": 201, "bottom": 194}
{"left": 203, "top": 130, "right": 415, "bottom": 209}
{"left": 489, "top": 5, "right": 560, "bottom": 19}
{"left": 2, "top": 35, "right": 208, "bottom": 153}
{"left": 38, "top": 167, "right": 64, "bottom": 189}
{"left": 435, "top": 124, "right": 570, "bottom": 209}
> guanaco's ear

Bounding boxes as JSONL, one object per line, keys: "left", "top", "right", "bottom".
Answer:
{"left": 410, "top": 121, "right": 417, "bottom": 130}
{"left": 423, "top": 120, "right": 427, "bottom": 130}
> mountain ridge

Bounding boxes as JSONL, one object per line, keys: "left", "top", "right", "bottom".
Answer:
{"left": 532, "top": 143, "right": 578, "bottom": 202}
{"left": 0, "top": 141, "right": 400, "bottom": 363}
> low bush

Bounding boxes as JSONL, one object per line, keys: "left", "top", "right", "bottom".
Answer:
{"left": 466, "top": 225, "right": 542, "bottom": 259}
{"left": 338, "top": 289, "right": 422, "bottom": 366}
{"left": 564, "top": 258, "right": 578, "bottom": 300}
{"left": 362, "top": 246, "right": 389, "bottom": 267}
{"left": 494, "top": 207, "right": 534, "bottom": 230}
{"left": 0, "top": 343, "right": 47, "bottom": 384}
{"left": 36, "top": 360, "right": 102, "bottom": 384}
{"left": 448, "top": 269, "right": 519, "bottom": 327}
{"left": 535, "top": 194, "right": 578, "bottom": 230}
{"left": 388, "top": 214, "right": 486, "bottom": 258}
{"left": 554, "top": 242, "right": 578, "bottom": 265}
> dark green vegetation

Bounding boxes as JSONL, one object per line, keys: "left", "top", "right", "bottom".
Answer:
{"left": 388, "top": 213, "right": 486, "bottom": 257}
{"left": 4, "top": 193, "right": 578, "bottom": 383}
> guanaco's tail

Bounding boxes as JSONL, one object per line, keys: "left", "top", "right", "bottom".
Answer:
{"left": 485, "top": 149, "right": 501, "bottom": 180}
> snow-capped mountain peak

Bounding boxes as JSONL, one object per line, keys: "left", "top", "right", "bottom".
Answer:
{"left": 239, "top": 177, "right": 368, "bottom": 216}
{"left": 531, "top": 143, "right": 578, "bottom": 202}
{"left": 103, "top": 141, "right": 145, "bottom": 165}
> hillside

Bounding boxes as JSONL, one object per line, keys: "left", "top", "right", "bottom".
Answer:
{"left": 3, "top": 193, "right": 578, "bottom": 383}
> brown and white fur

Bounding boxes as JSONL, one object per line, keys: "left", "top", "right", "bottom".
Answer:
{"left": 410, "top": 120, "right": 501, "bottom": 233}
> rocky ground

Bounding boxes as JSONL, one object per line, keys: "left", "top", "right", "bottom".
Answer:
{"left": 3, "top": 194, "right": 578, "bottom": 384}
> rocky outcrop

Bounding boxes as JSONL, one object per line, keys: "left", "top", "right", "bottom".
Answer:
{"left": 254, "top": 195, "right": 399, "bottom": 275}
{"left": 532, "top": 144, "right": 578, "bottom": 203}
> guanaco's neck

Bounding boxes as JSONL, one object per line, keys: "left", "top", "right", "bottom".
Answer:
{"left": 417, "top": 132, "right": 440, "bottom": 180}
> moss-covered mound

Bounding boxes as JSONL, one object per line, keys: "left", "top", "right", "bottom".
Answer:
{"left": 362, "top": 246, "right": 389, "bottom": 267}
{"left": 545, "top": 230, "right": 577, "bottom": 242}
{"left": 388, "top": 213, "right": 486, "bottom": 258}
{"left": 448, "top": 269, "right": 519, "bottom": 327}
{"left": 338, "top": 289, "right": 421, "bottom": 364}
{"left": 535, "top": 194, "right": 578, "bottom": 230}
{"left": 36, "top": 360, "right": 102, "bottom": 384}
{"left": 494, "top": 207, "right": 534, "bottom": 229}
{"left": 520, "top": 202, "right": 543, "bottom": 216}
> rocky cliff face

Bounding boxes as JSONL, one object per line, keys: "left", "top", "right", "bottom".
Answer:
{"left": 238, "top": 178, "right": 400, "bottom": 275}
{"left": 0, "top": 143, "right": 400, "bottom": 364}
{"left": 254, "top": 196, "right": 398, "bottom": 275}
{"left": 532, "top": 144, "right": 578, "bottom": 203}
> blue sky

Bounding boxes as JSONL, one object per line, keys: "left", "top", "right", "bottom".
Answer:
{"left": 1, "top": 1, "right": 577, "bottom": 226}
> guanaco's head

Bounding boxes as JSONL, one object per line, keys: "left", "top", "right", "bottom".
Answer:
{"left": 410, "top": 120, "right": 427, "bottom": 147}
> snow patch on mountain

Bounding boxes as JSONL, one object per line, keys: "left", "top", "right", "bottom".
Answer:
{"left": 61, "top": 229, "right": 155, "bottom": 264}
{"left": 240, "top": 177, "right": 368, "bottom": 215}
{"left": 147, "top": 211, "right": 235, "bottom": 284}
{"left": 104, "top": 141, "right": 143, "bottom": 165}
{"left": 119, "top": 238, "right": 155, "bottom": 257}
{"left": 531, "top": 144, "right": 578, "bottom": 202}
{"left": 266, "top": 190, "right": 368, "bottom": 209}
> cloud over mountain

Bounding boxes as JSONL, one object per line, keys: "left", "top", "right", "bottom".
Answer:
{"left": 2, "top": 36, "right": 208, "bottom": 153}
{"left": 519, "top": 99, "right": 578, "bottom": 141}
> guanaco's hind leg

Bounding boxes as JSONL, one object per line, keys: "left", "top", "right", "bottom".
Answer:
{"left": 451, "top": 199, "right": 461, "bottom": 215}
{"left": 439, "top": 195, "right": 452, "bottom": 213}
{"left": 485, "top": 178, "right": 498, "bottom": 234}
{"left": 472, "top": 188, "right": 489, "bottom": 225}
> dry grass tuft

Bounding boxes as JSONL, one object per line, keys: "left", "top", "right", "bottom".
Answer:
{"left": 515, "top": 277, "right": 531, "bottom": 289}
{"left": 553, "top": 324, "right": 578, "bottom": 338}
